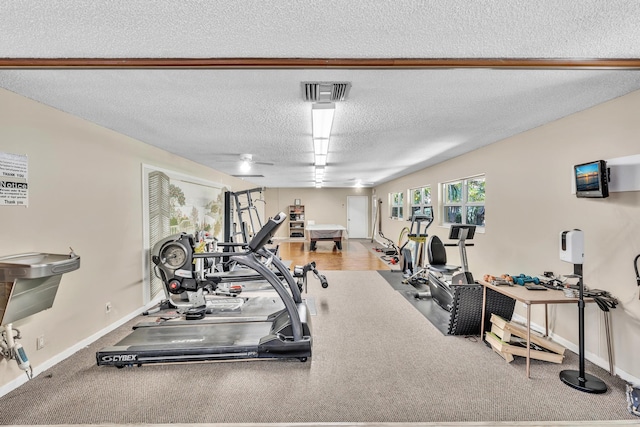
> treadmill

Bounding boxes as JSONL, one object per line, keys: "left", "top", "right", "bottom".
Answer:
{"left": 96, "top": 212, "right": 313, "bottom": 367}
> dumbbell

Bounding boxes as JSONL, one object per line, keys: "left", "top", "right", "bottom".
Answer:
{"left": 511, "top": 274, "right": 540, "bottom": 286}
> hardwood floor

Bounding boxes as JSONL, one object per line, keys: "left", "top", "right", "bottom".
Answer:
{"left": 277, "top": 238, "right": 390, "bottom": 271}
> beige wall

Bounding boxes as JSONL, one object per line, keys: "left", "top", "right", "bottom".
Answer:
{"left": 375, "top": 89, "right": 640, "bottom": 382}
{"left": 2, "top": 83, "right": 639, "bottom": 391}
{"left": 264, "top": 187, "right": 374, "bottom": 239}
{"left": 0, "top": 88, "right": 256, "bottom": 389}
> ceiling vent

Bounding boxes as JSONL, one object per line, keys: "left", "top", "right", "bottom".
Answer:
{"left": 302, "top": 82, "right": 351, "bottom": 102}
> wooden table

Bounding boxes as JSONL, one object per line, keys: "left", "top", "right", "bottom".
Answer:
{"left": 479, "top": 280, "right": 597, "bottom": 379}
{"left": 306, "top": 224, "right": 346, "bottom": 250}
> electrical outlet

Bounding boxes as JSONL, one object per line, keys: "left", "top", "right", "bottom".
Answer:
{"left": 105, "top": 302, "right": 112, "bottom": 314}
{"left": 36, "top": 335, "right": 45, "bottom": 350}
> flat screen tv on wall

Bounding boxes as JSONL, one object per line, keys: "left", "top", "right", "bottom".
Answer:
{"left": 574, "top": 160, "right": 609, "bottom": 198}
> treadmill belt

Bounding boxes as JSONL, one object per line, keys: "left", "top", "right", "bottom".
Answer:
{"left": 97, "top": 304, "right": 312, "bottom": 366}
{"left": 118, "top": 322, "right": 273, "bottom": 350}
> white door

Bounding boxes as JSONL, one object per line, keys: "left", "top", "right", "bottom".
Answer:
{"left": 347, "top": 196, "right": 368, "bottom": 238}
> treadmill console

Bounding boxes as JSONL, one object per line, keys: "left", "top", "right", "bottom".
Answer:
{"left": 449, "top": 224, "right": 476, "bottom": 240}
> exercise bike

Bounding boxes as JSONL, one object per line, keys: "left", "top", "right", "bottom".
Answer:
{"left": 426, "top": 224, "right": 476, "bottom": 311}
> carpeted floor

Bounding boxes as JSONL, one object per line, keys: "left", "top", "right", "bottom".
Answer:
{"left": 0, "top": 270, "right": 635, "bottom": 425}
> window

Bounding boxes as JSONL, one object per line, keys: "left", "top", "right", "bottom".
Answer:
{"left": 409, "top": 185, "right": 433, "bottom": 219}
{"left": 389, "top": 191, "right": 404, "bottom": 220}
{"left": 442, "top": 175, "right": 485, "bottom": 227}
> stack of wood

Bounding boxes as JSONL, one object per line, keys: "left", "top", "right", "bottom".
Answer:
{"left": 485, "top": 314, "right": 565, "bottom": 364}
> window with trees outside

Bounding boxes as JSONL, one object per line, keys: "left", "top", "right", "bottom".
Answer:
{"left": 409, "top": 185, "right": 433, "bottom": 219}
{"left": 441, "top": 175, "right": 485, "bottom": 227}
{"left": 389, "top": 191, "right": 404, "bottom": 220}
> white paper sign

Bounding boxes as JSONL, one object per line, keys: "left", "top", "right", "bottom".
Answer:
{"left": 0, "top": 152, "right": 28, "bottom": 206}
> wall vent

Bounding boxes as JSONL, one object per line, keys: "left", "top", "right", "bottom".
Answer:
{"left": 302, "top": 82, "right": 351, "bottom": 102}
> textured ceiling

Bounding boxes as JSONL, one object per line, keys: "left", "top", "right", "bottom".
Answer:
{"left": 1, "top": 1, "right": 640, "bottom": 188}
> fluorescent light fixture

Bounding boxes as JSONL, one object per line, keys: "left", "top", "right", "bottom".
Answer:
{"left": 313, "top": 138, "right": 329, "bottom": 155}
{"left": 240, "top": 160, "right": 251, "bottom": 172}
{"left": 312, "top": 103, "right": 335, "bottom": 139}
{"left": 314, "top": 154, "right": 327, "bottom": 167}
{"left": 311, "top": 103, "right": 334, "bottom": 188}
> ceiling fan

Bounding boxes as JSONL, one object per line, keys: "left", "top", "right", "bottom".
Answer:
{"left": 239, "top": 154, "right": 274, "bottom": 172}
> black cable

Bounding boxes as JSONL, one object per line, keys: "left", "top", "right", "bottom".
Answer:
{"left": 634, "top": 254, "right": 640, "bottom": 287}
{"left": 592, "top": 296, "right": 609, "bottom": 312}
{"left": 583, "top": 288, "right": 618, "bottom": 311}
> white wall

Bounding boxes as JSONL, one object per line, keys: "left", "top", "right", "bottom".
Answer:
{"left": 0, "top": 88, "right": 256, "bottom": 392}
{"left": 264, "top": 187, "right": 373, "bottom": 239}
{"left": 374, "top": 89, "right": 640, "bottom": 383}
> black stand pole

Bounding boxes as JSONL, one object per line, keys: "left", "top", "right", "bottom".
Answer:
{"left": 559, "top": 263, "right": 607, "bottom": 394}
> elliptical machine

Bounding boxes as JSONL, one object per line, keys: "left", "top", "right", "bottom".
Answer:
{"left": 401, "top": 211, "right": 434, "bottom": 286}
{"left": 426, "top": 224, "right": 476, "bottom": 311}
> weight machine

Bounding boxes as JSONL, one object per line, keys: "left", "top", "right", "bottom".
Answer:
{"left": 224, "top": 187, "right": 267, "bottom": 244}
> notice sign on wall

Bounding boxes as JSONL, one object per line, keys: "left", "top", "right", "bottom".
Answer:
{"left": 0, "top": 152, "right": 28, "bottom": 207}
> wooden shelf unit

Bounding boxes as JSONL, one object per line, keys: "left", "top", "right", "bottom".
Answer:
{"left": 289, "top": 205, "right": 305, "bottom": 238}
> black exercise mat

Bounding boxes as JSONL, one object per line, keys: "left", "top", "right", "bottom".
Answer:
{"left": 377, "top": 270, "right": 450, "bottom": 335}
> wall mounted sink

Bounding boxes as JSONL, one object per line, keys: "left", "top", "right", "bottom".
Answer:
{"left": 0, "top": 251, "right": 81, "bottom": 325}
{"left": 0, "top": 252, "right": 81, "bottom": 281}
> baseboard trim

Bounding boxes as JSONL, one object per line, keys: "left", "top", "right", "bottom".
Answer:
{"left": 511, "top": 313, "right": 639, "bottom": 386}
{"left": 4, "top": 299, "right": 637, "bottom": 398}
{"left": 373, "top": 236, "right": 387, "bottom": 247}
{"left": 0, "top": 297, "right": 162, "bottom": 398}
